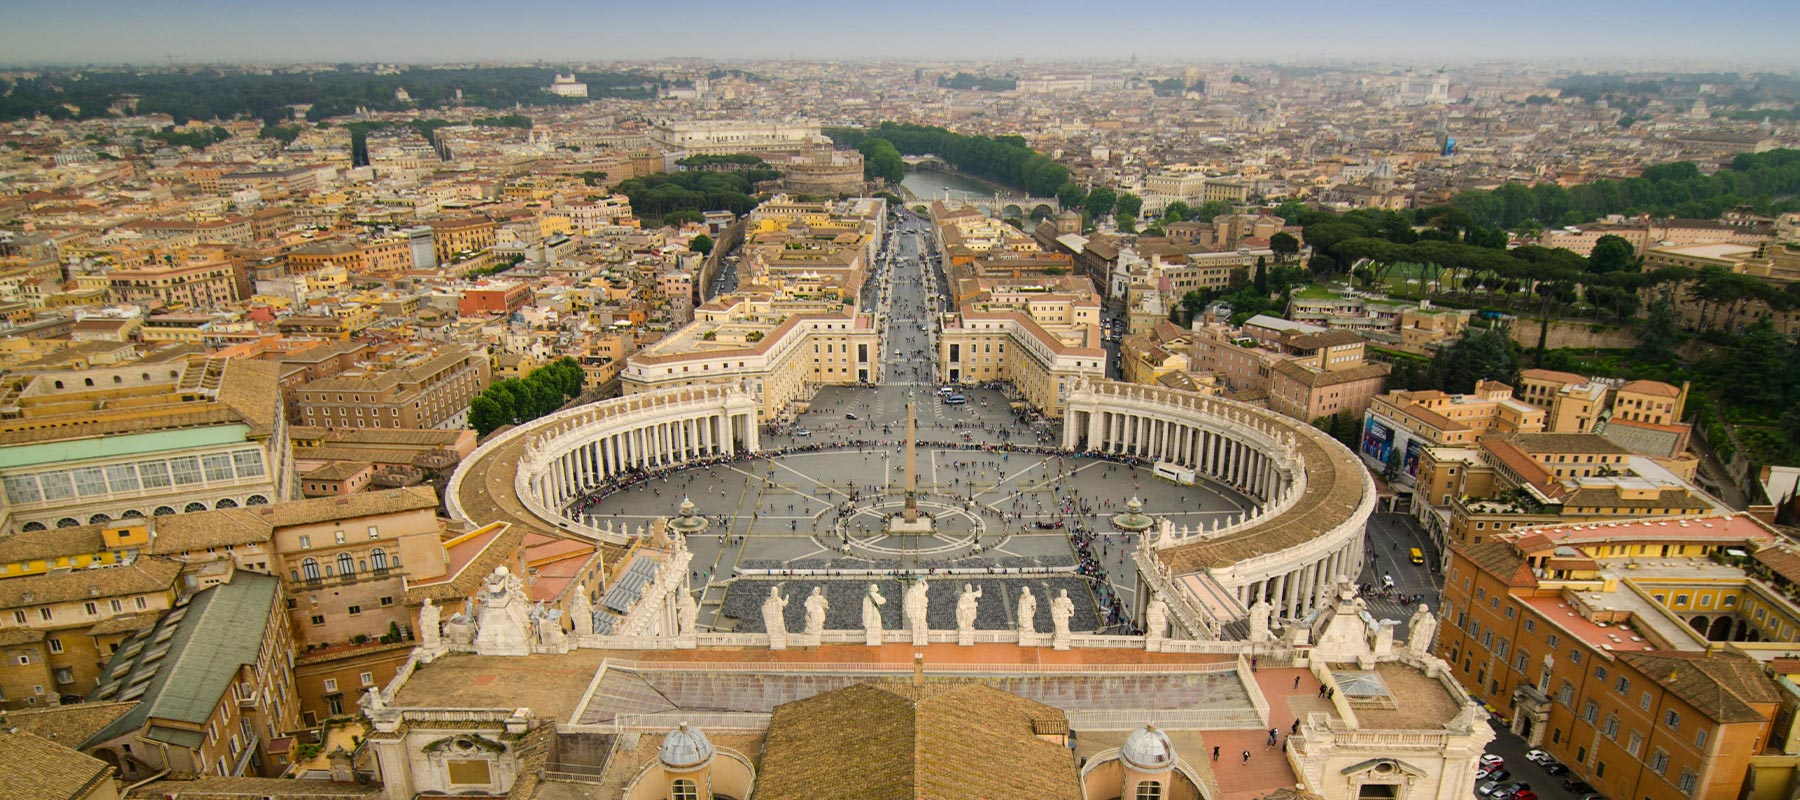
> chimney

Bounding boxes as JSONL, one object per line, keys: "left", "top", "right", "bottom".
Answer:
{"left": 913, "top": 653, "right": 924, "bottom": 686}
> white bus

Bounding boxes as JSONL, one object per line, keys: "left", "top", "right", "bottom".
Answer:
{"left": 1153, "top": 461, "right": 1196, "bottom": 485}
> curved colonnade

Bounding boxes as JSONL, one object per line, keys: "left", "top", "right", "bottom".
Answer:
{"left": 447, "top": 385, "right": 760, "bottom": 543}
{"left": 1063, "top": 382, "right": 1376, "bottom": 633}
{"left": 449, "top": 381, "right": 1375, "bottom": 637}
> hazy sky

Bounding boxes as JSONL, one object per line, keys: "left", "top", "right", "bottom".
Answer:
{"left": 5, "top": 0, "right": 1798, "bottom": 67}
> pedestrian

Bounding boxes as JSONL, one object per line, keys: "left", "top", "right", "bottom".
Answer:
{"left": 1317, "top": 684, "right": 1327, "bottom": 698}
{"left": 1293, "top": 674, "right": 1301, "bottom": 690}
{"left": 1212, "top": 745, "right": 1220, "bottom": 761}
{"left": 1291, "top": 718, "right": 1300, "bottom": 735}
{"left": 1242, "top": 750, "right": 1251, "bottom": 764}
{"left": 1250, "top": 656, "right": 1257, "bottom": 671}
{"left": 1327, "top": 687, "right": 1335, "bottom": 700}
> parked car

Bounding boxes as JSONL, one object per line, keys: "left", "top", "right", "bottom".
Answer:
{"left": 794, "top": 428, "right": 811, "bottom": 437}
{"left": 1475, "top": 768, "right": 1493, "bottom": 782}
{"left": 1512, "top": 791, "right": 1538, "bottom": 800}
{"left": 1563, "top": 778, "right": 1596, "bottom": 793}
{"left": 1541, "top": 762, "right": 1567, "bottom": 776}
{"left": 845, "top": 413, "right": 858, "bottom": 420}
{"left": 1476, "top": 782, "right": 1502, "bottom": 797}
{"left": 1523, "top": 749, "right": 1553, "bottom": 765}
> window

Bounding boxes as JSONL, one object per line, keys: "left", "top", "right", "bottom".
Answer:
{"left": 370, "top": 548, "right": 389, "bottom": 572}
{"left": 84, "top": 601, "right": 97, "bottom": 616}
{"left": 671, "top": 780, "right": 699, "bottom": 800}
{"left": 1524, "top": 619, "right": 1536, "bottom": 633}
{"left": 12, "top": 610, "right": 25, "bottom": 625}
{"left": 1641, "top": 691, "right": 1654, "bottom": 711}
{"left": 1602, "top": 715, "right": 1620, "bottom": 738}
{"left": 1665, "top": 710, "right": 1682, "bottom": 731}
{"left": 1547, "top": 633, "right": 1560, "bottom": 648}
{"left": 299, "top": 535, "right": 311, "bottom": 550}
{"left": 323, "top": 678, "right": 338, "bottom": 692}
{"left": 1650, "top": 748, "right": 1669, "bottom": 774}
{"left": 1627, "top": 729, "right": 1642, "bottom": 756}
{"left": 1136, "top": 783, "right": 1163, "bottom": 800}
{"left": 1678, "top": 768, "right": 1698, "bottom": 794}
{"left": 1594, "top": 666, "right": 1607, "bottom": 681}
{"left": 310, "top": 615, "right": 325, "bottom": 626}
{"left": 47, "top": 638, "right": 63, "bottom": 654}
{"left": 1569, "top": 649, "right": 1582, "bottom": 664}
{"left": 1695, "top": 728, "right": 1709, "bottom": 749}
{"left": 135, "top": 597, "right": 146, "bottom": 610}
{"left": 347, "top": 605, "right": 362, "bottom": 616}
{"left": 336, "top": 552, "right": 355, "bottom": 577}
{"left": 1581, "top": 700, "right": 1598, "bottom": 722}
{"left": 360, "top": 671, "right": 374, "bottom": 686}
{"left": 380, "top": 596, "right": 395, "bottom": 607}
{"left": 301, "top": 558, "right": 320, "bottom": 581}
{"left": 110, "top": 599, "right": 122, "bottom": 613}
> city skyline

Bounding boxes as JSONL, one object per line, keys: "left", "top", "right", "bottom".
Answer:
{"left": 6, "top": 0, "right": 1800, "bottom": 67}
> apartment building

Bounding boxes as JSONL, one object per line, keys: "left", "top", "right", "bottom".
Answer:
{"left": 105, "top": 253, "right": 240, "bottom": 309}
{"left": 622, "top": 296, "right": 880, "bottom": 418}
{"left": 0, "top": 536, "right": 182, "bottom": 708}
{"left": 1361, "top": 382, "right": 1546, "bottom": 486}
{"left": 1184, "top": 316, "right": 1390, "bottom": 421}
{"left": 294, "top": 345, "right": 491, "bottom": 431}
{"left": 426, "top": 216, "right": 497, "bottom": 264}
{"left": 0, "top": 357, "right": 295, "bottom": 534}
{"left": 1439, "top": 515, "right": 1800, "bottom": 800}
{"left": 85, "top": 572, "right": 303, "bottom": 780}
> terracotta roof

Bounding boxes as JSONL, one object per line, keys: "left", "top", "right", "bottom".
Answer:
{"left": 1270, "top": 359, "right": 1390, "bottom": 388}
{"left": 0, "top": 525, "right": 108, "bottom": 564}
{"left": 146, "top": 486, "right": 440, "bottom": 556}
{"left": 1619, "top": 379, "right": 1682, "bottom": 398}
{"left": 0, "top": 557, "right": 182, "bottom": 609}
{"left": 4, "top": 701, "right": 138, "bottom": 747}
{"left": 124, "top": 777, "right": 380, "bottom": 799}
{"left": 755, "top": 681, "right": 1083, "bottom": 800}
{"left": 1617, "top": 651, "right": 1780, "bottom": 724}
{"left": 0, "top": 730, "right": 114, "bottom": 800}
{"left": 1508, "top": 432, "right": 1630, "bottom": 455}
{"left": 1452, "top": 539, "right": 1539, "bottom": 588}
{"left": 1519, "top": 368, "right": 1589, "bottom": 386}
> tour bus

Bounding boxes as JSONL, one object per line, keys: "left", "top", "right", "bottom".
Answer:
{"left": 943, "top": 394, "right": 967, "bottom": 405}
{"left": 1153, "top": 461, "right": 1197, "bottom": 485}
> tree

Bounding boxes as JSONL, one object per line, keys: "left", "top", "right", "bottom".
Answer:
{"left": 1162, "top": 200, "right": 1192, "bottom": 223}
{"left": 1588, "top": 234, "right": 1638, "bottom": 274}
{"left": 1635, "top": 297, "right": 1681, "bottom": 364}
{"left": 1114, "top": 192, "right": 1143, "bottom": 221}
{"left": 1083, "top": 187, "right": 1117, "bottom": 220}
{"left": 857, "top": 137, "right": 905, "bottom": 184}
{"left": 469, "top": 395, "right": 506, "bottom": 437}
{"left": 1253, "top": 257, "right": 1269, "bottom": 295}
{"left": 689, "top": 234, "right": 714, "bottom": 256}
{"left": 1432, "top": 327, "right": 1520, "bottom": 394}
{"left": 1056, "top": 183, "right": 1086, "bottom": 210}
{"left": 1269, "top": 232, "right": 1299, "bottom": 262}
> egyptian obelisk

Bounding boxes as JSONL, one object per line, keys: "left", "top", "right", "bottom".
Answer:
{"left": 903, "top": 388, "right": 919, "bottom": 523}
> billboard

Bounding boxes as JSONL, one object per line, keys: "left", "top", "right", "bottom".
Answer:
{"left": 1362, "top": 417, "right": 1394, "bottom": 462}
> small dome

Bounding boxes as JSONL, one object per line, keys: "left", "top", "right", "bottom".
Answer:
{"left": 659, "top": 722, "right": 714, "bottom": 769}
{"left": 1120, "top": 724, "right": 1176, "bottom": 771}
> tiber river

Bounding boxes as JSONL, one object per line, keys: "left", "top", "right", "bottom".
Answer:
{"left": 900, "top": 167, "right": 1015, "bottom": 203}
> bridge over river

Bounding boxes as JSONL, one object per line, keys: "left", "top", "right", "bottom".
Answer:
{"left": 900, "top": 156, "right": 1060, "bottom": 218}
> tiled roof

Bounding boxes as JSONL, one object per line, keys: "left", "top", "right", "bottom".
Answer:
{"left": 1618, "top": 651, "right": 1779, "bottom": 724}
{"left": 124, "top": 777, "right": 380, "bottom": 799}
{"left": 4, "top": 701, "right": 138, "bottom": 748}
{"left": 0, "top": 525, "right": 107, "bottom": 564}
{"left": 0, "top": 557, "right": 181, "bottom": 609}
{"left": 755, "top": 681, "right": 1083, "bottom": 800}
{"left": 0, "top": 730, "right": 114, "bottom": 800}
{"left": 146, "top": 486, "right": 439, "bottom": 556}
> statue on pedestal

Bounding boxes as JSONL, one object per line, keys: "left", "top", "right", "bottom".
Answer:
{"left": 1249, "top": 596, "right": 1273, "bottom": 643}
{"left": 1050, "top": 589, "right": 1075, "bottom": 650}
{"left": 955, "top": 583, "right": 983, "bottom": 645}
{"left": 863, "top": 583, "right": 887, "bottom": 646}
{"left": 569, "top": 585, "right": 593, "bottom": 637}
{"left": 804, "top": 586, "right": 829, "bottom": 637}
{"left": 676, "top": 589, "right": 698, "bottom": 638}
{"left": 472, "top": 566, "right": 533, "bottom": 657}
{"left": 762, "top": 586, "right": 790, "bottom": 649}
{"left": 1017, "top": 587, "right": 1037, "bottom": 643}
{"left": 904, "top": 578, "right": 930, "bottom": 645}
{"left": 1407, "top": 604, "right": 1439, "bottom": 657}
{"left": 1145, "top": 594, "right": 1169, "bottom": 648}
{"left": 418, "top": 598, "right": 441, "bottom": 650}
